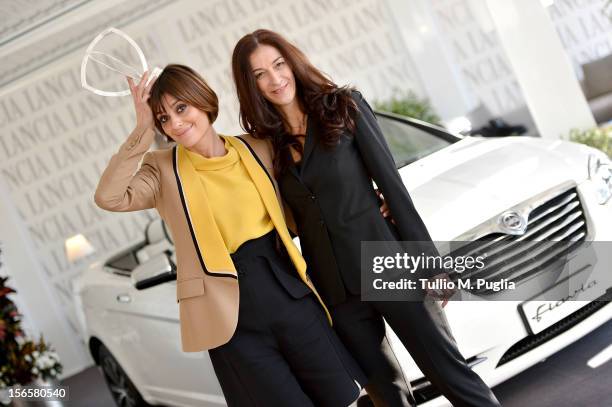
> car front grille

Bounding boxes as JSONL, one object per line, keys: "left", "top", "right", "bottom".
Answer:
{"left": 451, "top": 188, "right": 588, "bottom": 294}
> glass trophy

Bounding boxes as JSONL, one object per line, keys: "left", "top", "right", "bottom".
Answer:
{"left": 81, "top": 27, "right": 161, "bottom": 97}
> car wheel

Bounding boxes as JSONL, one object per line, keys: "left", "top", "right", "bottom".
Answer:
{"left": 98, "top": 344, "right": 152, "bottom": 407}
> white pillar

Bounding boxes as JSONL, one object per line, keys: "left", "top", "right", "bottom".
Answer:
{"left": 0, "top": 178, "right": 92, "bottom": 378}
{"left": 485, "top": 0, "right": 596, "bottom": 139}
{"left": 385, "top": 0, "right": 477, "bottom": 120}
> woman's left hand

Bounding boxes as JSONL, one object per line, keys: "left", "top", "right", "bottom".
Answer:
{"left": 376, "top": 189, "right": 395, "bottom": 224}
{"left": 425, "top": 273, "right": 456, "bottom": 307}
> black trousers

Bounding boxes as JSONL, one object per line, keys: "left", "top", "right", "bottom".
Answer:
{"left": 208, "top": 232, "right": 366, "bottom": 407}
{"left": 331, "top": 295, "right": 501, "bottom": 407}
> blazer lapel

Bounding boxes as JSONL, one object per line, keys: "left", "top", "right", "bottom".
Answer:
{"left": 299, "top": 116, "right": 316, "bottom": 176}
{"left": 174, "top": 145, "right": 237, "bottom": 278}
{"left": 228, "top": 137, "right": 307, "bottom": 275}
{"left": 288, "top": 161, "right": 300, "bottom": 179}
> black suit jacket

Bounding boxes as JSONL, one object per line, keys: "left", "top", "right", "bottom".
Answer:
{"left": 278, "top": 91, "right": 442, "bottom": 306}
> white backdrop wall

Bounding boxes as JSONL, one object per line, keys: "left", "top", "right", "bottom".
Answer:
{"left": 0, "top": 0, "right": 422, "bottom": 375}
{"left": 1, "top": 0, "right": 611, "bottom": 376}
{"left": 428, "top": 0, "right": 612, "bottom": 117}
{"left": 550, "top": 0, "right": 612, "bottom": 74}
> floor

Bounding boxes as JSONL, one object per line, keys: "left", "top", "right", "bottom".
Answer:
{"left": 50, "top": 320, "right": 611, "bottom": 406}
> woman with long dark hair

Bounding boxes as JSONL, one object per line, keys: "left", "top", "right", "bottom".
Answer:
{"left": 94, "top": 64, "right": 365, "bottom": 407}
{"left": 231, "top": 30, "right": 501, "bottom": 407}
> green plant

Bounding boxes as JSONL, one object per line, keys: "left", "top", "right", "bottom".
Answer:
{"left": 567, "top": 126, "right": 612, "bottom": 158}
{"left": 0, "top": 275, "right": 32, "bottom": 388}
{"left": 374, "top": 89, "right": 442, "bottom": 125}
{"left": 0, "top": 260, "right": 62, "bottom": 401}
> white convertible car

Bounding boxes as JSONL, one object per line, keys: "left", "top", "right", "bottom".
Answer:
{"left": 74, "top": 112, "right": 612, "bottom": 407}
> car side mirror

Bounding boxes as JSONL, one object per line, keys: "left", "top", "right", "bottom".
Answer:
{"left": 131, "top": 252, "right": 176, "bottom": 290}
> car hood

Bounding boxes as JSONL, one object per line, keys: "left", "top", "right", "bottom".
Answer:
{"left": 398, "top": 136, "right": 593, "bottom": 240}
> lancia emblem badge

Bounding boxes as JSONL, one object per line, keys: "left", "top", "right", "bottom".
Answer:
{"left": 499, "top": 211, "right": 527, "bottom": 235}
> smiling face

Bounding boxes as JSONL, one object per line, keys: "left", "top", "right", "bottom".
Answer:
{"left": 249, "top": 44, "right": 297, "bottom": 108}
{"left": 156, "top": 94, "right": 212, "bottom": 148}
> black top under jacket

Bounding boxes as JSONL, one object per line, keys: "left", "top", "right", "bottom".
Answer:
{"left": 278, "top": 91, "right": 443, "bottom": 306}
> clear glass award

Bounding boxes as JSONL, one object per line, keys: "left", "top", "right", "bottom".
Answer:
{"left": 81, "top": 27, "right": 161, "bottom": 97}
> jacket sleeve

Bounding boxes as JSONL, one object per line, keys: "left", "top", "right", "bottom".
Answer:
{"left": 94, "top": 127, "right": 160, "bottom": 212}
{"left": 352, "top": 91, "right": 444, "bottom": 278}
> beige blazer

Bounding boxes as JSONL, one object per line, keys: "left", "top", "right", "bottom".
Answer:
{"left": 94, "top": 127, "right": 322, "bottom": 352}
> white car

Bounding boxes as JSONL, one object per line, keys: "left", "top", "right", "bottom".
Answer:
{"left": 74, "top": 112, "right": 612, "bottom": 407}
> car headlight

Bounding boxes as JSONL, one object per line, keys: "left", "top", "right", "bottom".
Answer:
{"left": 588, "top": 153, "right": 612, "bottom": 204}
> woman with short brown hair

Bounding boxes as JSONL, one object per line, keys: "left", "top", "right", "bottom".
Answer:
{"left": 94, "top": 64, "right": 365, "bottom": 407}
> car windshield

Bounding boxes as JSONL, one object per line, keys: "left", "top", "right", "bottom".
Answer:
{"left": 376, "top": 114, "right": 457, "bottom": 168}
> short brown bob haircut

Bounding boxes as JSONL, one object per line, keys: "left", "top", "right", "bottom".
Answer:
{"left": 148, "top": 64, "right": 219, "bottom": 136}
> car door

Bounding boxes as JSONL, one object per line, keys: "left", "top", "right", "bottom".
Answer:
{"left": 96, "top": 243, "right": 225, "bottom": 406}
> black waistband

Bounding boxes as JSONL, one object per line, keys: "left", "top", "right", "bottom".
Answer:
{"left": 230, "top": 230, "right": 279, "bottom": 264}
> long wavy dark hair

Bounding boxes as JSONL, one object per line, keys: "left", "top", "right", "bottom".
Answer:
{"left": 232, "top": 29, "right": 358, "bottom": 176}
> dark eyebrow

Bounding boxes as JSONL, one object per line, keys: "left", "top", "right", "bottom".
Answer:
{"left": 252, "top": 56, "right": 284, "bottom": 73}
{"left": 155, "top": 99, "right": 181, "bottom": 117}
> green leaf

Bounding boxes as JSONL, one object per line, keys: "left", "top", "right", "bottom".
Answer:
{"left": 567, "top": 126, "right": 612, "bottom": 157}
{"left": 373, "top": 89, "right": 442, "bottom": 125}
